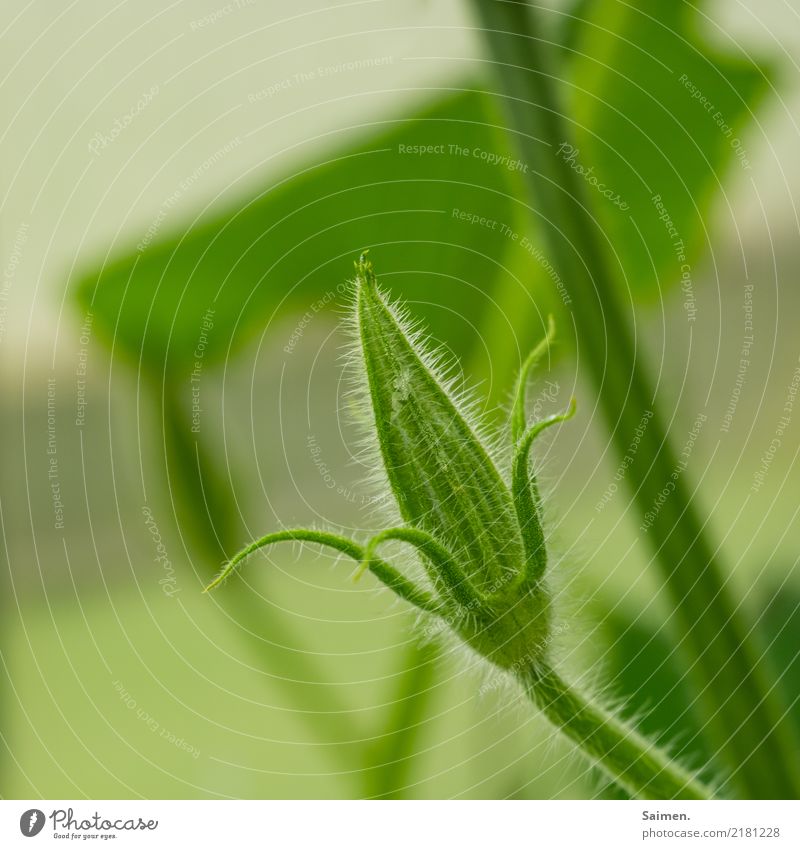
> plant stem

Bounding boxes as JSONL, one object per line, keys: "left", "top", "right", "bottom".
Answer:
{"left": 364, "top": 640, "right": 439, "bottom": 799}
{"left": 522, "top": 663, "right": 710, "bottom": 799}
{"left": 470, "top": 0, "right": 800, "bottom": 797}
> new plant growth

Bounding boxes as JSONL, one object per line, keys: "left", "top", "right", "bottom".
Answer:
{"left": 206, "top": 255, "right": 712, "bottom": 800}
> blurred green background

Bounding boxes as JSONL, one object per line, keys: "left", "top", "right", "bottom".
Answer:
{"left": 1, "top": 0, "right": 799, "bottom": 799}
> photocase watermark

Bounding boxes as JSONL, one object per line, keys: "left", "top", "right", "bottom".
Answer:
{"left": 190, "top": 307, "right": 215, "bottom": 433}
{"left": 751, "top": 358, "right": 800, "bottom": 493}
{"left": 651, "top": 194, "right": 695, "bottom": 322}
{"left": 189, "top": 0, "right": 255, "bottom": 30}
{"left": 88, "top": 85, "right": 159, "bottom": 156}
{"left": 452, "top": 207, "right": 572, "bottom": 306}
{"left": 248, "top": 56, "right": 394, "bottom": 103}
{"left": 114, "top": 679, "right": 198, "bottom": 758}
{"left": 398, "top": 141, "right": 528, "bottom": 173}
{"left": 556, "top": 143, "right": 630, "bottom": 211}
{"left": 283, "top": 285, "right": 346, "bottom": 354}
{"left": 20, "top": 806, "right": 158, "bottom": 837}
{"left": 678, "top": 74, "right": 751, "bottom": 170}
{"left": 720, "top": 283, "right": 754, "bottom": 433}
{"left": 525, "top": 379, "right": 561, "bottom": 428}
{"left": 640, "top": 411, "right": 707, "bottom": 532}
{"left": 19, "top": 809, "right": 45, "bottom": 837}
{"left": 596, "top": 409, "right": 654, "bottom": 513}
{"left": 0, "top": 220, "right": 29, "bottom": 345}
{"left": 137, "top": 137, "right": 242, "bottom": 252}
{"left": 141, "top": 506, "right": 178, "bottom": 596}
{"left": 306, "top": 433, "right": 390, "bottom": 508}
{"left": 418, "top": 616, "right": 449, "bottom": 643}
{"left": 47, "top": 377, "right": 65, "bottom": 531}
{"left": 75, "top": 311, "right": 93, "bottom": 427}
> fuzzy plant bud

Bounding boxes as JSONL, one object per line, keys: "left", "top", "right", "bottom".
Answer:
{"left": 207, "top": 254, "right": 570, "bottom": 672}
{"left": 206, "top": 254, "right": 711, "bottom": 800}
{"left": 355, "top": 254, "right": 562, "bottom": 670}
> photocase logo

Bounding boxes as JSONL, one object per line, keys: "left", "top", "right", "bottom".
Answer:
{"left": 19, "top": 809, "right": 45, "bottom": 837}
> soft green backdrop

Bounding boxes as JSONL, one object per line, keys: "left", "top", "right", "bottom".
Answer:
{"left": 2, "top": 0, "right": 799, "bottom": 798}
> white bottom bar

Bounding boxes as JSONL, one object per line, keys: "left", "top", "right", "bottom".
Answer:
{"left": 1, "top": 800, "right": 796, "bottom": 848}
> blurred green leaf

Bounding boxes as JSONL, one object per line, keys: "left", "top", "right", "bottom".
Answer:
{"left": 364, "top": 640, "right": 439, "bottom": 799}
{"left": 601, "top": 582, "right": 800, "bottom": 798}
{"left": 75, "top": 89, "right": 530, "bottom": 375}
{"left": 74, "top": 7, "right": 776, "bottom": 375}
{"left": 568, "top": 1, "right": 771, "bottom": 299}
{"left": 599, "top": 606, "right": 715, "bottom": 799}
{"left": 553, "top": 0, "right": 592, "bottom": 58}
{"left": 759, "top": 583, "right": 800, "bottom": 739}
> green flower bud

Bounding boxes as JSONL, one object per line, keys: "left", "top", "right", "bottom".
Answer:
{"left": 206, "top": 254, "right": 712, "bottom": 801}
{"left": 356, "top": 253, "right": 524, "bottom": 588}
{"left": 354, "top": 253, "right": 568, "bottom": 670}
{"left": 208, "top": 253, "right": 572, "bottom": 671}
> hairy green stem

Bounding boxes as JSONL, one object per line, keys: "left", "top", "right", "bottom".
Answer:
{"left": 206, "top": 528, "right": 365, "bottom": 592}
{"left": 510, "top": 314, "right": 554, "bottom": 443}
{"left": 470, "top": 0, "right": 800, "bottom": 798}
{"left": 512, "top": 399, "right": 576, "bottom": 581}
{"left": 199, "top": 521, "right": 442, "bottom": 796}
{"left": 366, "top": 527, "right": 484, "bottom": 611}
{"left": 523, "top": 663, "right": 710, "bottom": 799}
{"left": 363, "top": 640, "right": 439, "bottom": 799}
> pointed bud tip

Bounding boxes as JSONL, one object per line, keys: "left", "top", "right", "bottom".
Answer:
{"left": 354, "top": 250, "right": 377, "bottom": 290}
